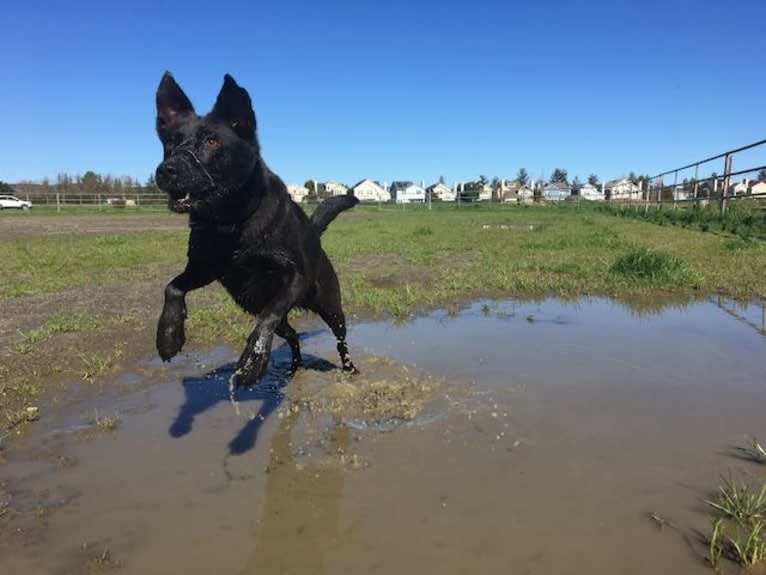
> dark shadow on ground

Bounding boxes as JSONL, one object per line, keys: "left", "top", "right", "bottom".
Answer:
{"left": 168, "top": 330, "right": 335, "bottom": 455}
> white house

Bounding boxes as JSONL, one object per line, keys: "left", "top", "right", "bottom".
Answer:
{"left": 542, "top": 181, "right": 570, "bottom": 201}
{"left": 286, "top": 184, "right": 309, "bottom": 203}
{"left": 750, "top": 181, "right": 766, "bottom": 196}
{"left": 579, "top": 183, "right": 604, "bottom": 201}
{"left": 517, "top": 186, "right": 534, "bottom": 204}
{"left": 479, "top": 184, "right": 493, "bottom": 201}
{"left": 672, "top": 186, "right": 690, "bottom": 201}
{"left": 324, "top": 180, "right": 348, "bottom": 196}
{"left": 350, "top": 179, "right": 390, "bottom": 202}
{"left": 426, "top": 182, "right": 455, "bottom": 201}
{"left": 732, "top": 179, "right": 749, "bottom": 195}
{"left": 390, "top": 181, "right": 426, "bottom": 203}
{"left": 605, "top": 178, "right": 641, "bottom": 201}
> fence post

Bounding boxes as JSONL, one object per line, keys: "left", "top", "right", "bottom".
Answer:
{"left": 56, "top": 192, "right": 60, "bottom": 212}
{"left": 693, "top": 163, "right": 699, "bottom": 208}
{"left": 721, "top": 152, "right": 733, "bottom": 216}
{"left": 672, "top": 170, "right": 678, "bottom": 209}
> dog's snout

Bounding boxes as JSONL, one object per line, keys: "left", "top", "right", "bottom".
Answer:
{"left": 155, "top": 162, "right": 178, "bottom": 191}
{"left": 156, "top": 163, "right": 176, "bottom": 181}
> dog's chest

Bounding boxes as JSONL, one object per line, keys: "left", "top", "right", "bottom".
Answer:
{"left": 218, "top": 248, "right": 289, "bottom": 314}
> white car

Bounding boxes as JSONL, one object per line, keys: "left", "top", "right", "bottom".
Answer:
{"left": 0, "top": 195, "right": 32, "bottom": 210}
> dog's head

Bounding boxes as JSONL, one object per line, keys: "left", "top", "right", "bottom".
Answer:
{"left": 154, "top": 73, "right": 260, "bottom": 218}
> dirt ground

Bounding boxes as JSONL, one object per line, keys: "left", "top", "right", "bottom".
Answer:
{"left": 0, "top": 214, "right": 188, "bottom": 440}
{"left": 0, "top": 213, "right": 184, "bottom": 240}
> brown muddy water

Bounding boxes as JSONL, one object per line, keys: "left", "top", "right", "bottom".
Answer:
{"left": 2, "top": 298, "right": 765, "bottom": 574}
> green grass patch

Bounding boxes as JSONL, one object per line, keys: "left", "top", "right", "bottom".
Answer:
{"left": 80, "top": 350, "right": 123, "bottom": 382}
{"left": 707, "top": 474, "right": 766, "bottom": 569}
{"left": 0, "top": 231, "right": 186, "bottom": 297}
{"left": 609, "top": 246, "right": 698, "bottom": 287}
{"left": 13, "top": 314, "right": 107, "bottom": 354}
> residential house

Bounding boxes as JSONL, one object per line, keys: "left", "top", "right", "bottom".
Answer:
{"left": 426, "top": 182, "right": 455, "bottom": 201}
{"left": 286, "top": 184, "right": 309, "bottom": 203}
{"left": 579, "top": 183, "right": 604, "bottom": 201}
{"left": 605, "top": 178, "right": 641, "bottom": 201}
{"left": 671, "top": 186, "right": 690, "bottom": 201}
{"left": 324, "top": 180, "right": 348, "bottom": 196}
{"left": 389, "top": 181, "right": 426, "bottom": 203}
{"left": 350, "top": 179, "right": 390, "bottom": 202}
{"left": 517, "top": 186, "right": 534, "bottom": 204}
{"left": 750, "top": 181, "right": 766, "bottom": 196}
{"left": 542, "top": 181, "right": 571, "bottom": 201}
{"left": 732, "top": 179, "right": 749, "bottom": 196}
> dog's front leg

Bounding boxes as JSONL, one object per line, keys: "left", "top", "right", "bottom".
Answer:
{"left": 157, "top": 267, "right": 215, "bottom": 361}
{"left": 235, "top": 273, "right": 303, "bottom": 386}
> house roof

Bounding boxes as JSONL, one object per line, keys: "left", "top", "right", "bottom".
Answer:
{"left": 390, "top": 181, "right": 415, "bottom": 191}
{"left": 350, "top": 178, "right": 384, "bottom": 190}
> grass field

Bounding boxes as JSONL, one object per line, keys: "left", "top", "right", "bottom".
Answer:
{"left": 3, "top": 203, "right": 766, "bottom": 306}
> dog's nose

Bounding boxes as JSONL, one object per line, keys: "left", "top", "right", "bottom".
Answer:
{"left": 155, "top": 163, "right": 176, "bottom": 188}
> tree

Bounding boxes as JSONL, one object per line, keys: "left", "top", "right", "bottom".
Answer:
{"left": 550, "top": 168, "right": 568, "bottom": 184}
{"left": 758, "top": 169, "right": 766, "bottom": 182}
{"left": 588, "top": 174, "right": 599, "bottom": 187}
{"left": 145, "top": 173, "right": 160, "bottom": 193}
{"left": 0, "top": 181, "right": 16, "bottom": 195}
{"left": 628, "top": 171, "right": 638, "bottom": 184}
{"left": 438, "top": 175, "right": 446, "bottom": 185}
{"left": 82, "top": 170, "right": 100, "bottom": 195}
{"left": 516, "top": 168, "right": 529, "bottom": 186}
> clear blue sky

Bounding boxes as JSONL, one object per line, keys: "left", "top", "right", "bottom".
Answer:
{"left": 2, "top": 0, "right": 763, "bottom": 187}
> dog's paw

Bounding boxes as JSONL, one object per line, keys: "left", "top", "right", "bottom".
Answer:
{"left": 234, "top": 352, "right": 270, "bottom": 387}
{"left": 156, "top": 317, "right": 185, "bottom": 361}
{"left": 342, "top": 359, "right": 358, "bottom": 375}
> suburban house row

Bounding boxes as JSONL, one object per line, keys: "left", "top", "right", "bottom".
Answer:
{"left": 287, "top": 177, "right": 766, "bottom": 205}
{"left": 285, "top": 178, "right": 648, "bottom": 204}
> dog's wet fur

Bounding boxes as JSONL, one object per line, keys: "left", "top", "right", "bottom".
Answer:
{"left": 154, "top": 72, "right": 358, "bottom": 386}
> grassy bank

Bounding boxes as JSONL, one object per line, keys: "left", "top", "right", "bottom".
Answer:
{"left": 599, "top": 200, "right": 766, "bottom": 241}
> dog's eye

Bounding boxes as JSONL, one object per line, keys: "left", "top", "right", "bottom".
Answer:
{"left": 205, "top": 137, "right": 219, "bottom": 149}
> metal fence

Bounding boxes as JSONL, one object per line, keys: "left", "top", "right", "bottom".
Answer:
{"left": 644, "top": 138, "right": 766, "bottom": 215}
{"left": 10, "top": 191, "right": 168, "bottom": 210}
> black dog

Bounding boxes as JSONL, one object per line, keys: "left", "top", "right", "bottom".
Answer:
{"left": 154, "top": 72, "right": 358, "bottom": 386}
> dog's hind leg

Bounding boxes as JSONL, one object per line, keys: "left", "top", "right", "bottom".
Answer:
{"left": 317, "top": 305, "right": 356, "bottom": 373}
{"left": 275, "top": 317, "right": 302, "bottom": 372}
{"left": 309, "top": 257, "right": 357, "bottom": 374}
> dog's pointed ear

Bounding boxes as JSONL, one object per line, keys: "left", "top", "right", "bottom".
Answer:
{"left": 156, "top": 72, "right": 195, "bottom": 133}
{"left": 210, "top": 74, "right": 256, "bottom": 142}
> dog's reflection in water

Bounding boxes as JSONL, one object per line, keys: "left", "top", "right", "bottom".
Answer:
{"left": 242, "top": 408, "right": 350, "bottom": 574}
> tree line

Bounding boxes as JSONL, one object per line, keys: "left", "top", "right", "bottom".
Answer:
{"left": 8, "top": 171, "right": 160, "bottom": 197}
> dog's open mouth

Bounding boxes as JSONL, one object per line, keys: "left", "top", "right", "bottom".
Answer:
{"left": 168, "top": 194, "right": 192, "bottom": 213}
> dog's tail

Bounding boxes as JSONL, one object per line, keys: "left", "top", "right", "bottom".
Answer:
{"left": 310, "top": 194, "right": 359, "bottom": 234}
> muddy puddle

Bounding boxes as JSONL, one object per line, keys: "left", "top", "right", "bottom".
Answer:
{"left": 2, "top": 297, "right": 765, "bottom": 574}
